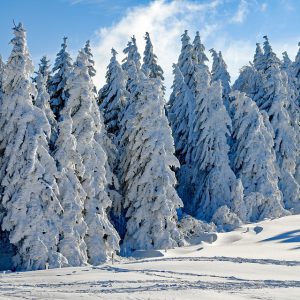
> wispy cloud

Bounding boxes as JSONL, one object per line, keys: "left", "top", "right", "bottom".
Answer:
{"left": 230, "top": 0, "right": 249, "bottom": 24}
{"left": 91, "top": 0, "right": 222, "bottom": 93}
{"left": 89, "top": 0, "right": 298, "bottom": 94}
{"left": 260, "top": 3, "right": 268, "bottom": 12}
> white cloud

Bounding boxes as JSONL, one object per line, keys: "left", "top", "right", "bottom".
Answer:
{"left": 260, "top": 3, "right": 268, "bottom": 12}
{"left": 89, "top": 0, "right": 299, "bottom": 97}
{"left": 91, "top": 0, "right": 222, "bottom": 94}
{"left": 230, "top": 0, "right": 249, "bottom": 24}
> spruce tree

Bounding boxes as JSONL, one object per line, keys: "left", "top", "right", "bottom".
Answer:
{"left": 64, "top": 50, "right": 120, "bottom": 264}
{"left": 34, "top": 56, "right": 51, "bottom": 87}
{"left": 231, "top": 91, "right": 287, "bottom": 221}
{"left": 142, "top": 32, "right": 165, "bottom": 92}
{"left": 261, "top": 36, "right": 299, "bottom": 211}
{"left": 210, "top": 49, "right": 231, "bottom": 110}
{"left": 192, "top": 80, "right": 245, "bottom": 222}
{"left": 98, "top": 49, "right": 125, "bottom": 235}
{"left": 35, "top": 70, "right": 58, "bottom": 150}
{"left": 168, "top": 64, "right": 193, "bottom": 165}
{"left": 253, "top": 43, "right": 265, "bottom": 71}
{"left": 99, "top": 48, "right": 128, "bottom": 138}
{"left": 48, "top": 37, "right": 72, "bottom": 119}
{"left": 282, "top": 51, "right": 292, "bottom": 72}
{"left": 0, "top": 23, "right": 67, "bottom": 270}
{"left": 84, "top": 40, "right": 96, "bottom": 78}
{"left": 121, "top": 72, "right": 182, "bottom": 252}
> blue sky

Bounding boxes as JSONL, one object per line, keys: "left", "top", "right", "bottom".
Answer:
{"left": 1, "top": 0, "right": 300, "bottom": 90}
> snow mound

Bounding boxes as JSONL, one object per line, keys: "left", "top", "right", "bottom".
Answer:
{"left": 212, "top": 205, "right": 243, "bottom": 232}
{"left": 179, "top": 214, "right": 217, "bottom": 245}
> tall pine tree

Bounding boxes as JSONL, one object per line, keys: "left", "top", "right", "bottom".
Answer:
{"left": 121, "top": 72, "right": 182, "bottom": 252}
{"left": 48, "top": 37, "right": 72, "bottom": 119}
{"left": 64, "top": 49, "right": 120, "bottom": 264}
{"left": 0, "top": 23, "right": 67, "bottom": 271}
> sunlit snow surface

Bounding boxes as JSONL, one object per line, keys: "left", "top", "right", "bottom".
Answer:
{"left": 0, "top": 215, "right": 299, "bottom": 299}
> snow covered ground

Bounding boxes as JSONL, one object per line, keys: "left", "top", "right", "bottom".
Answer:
{"left": 0, "top": 215, "right": 299, "bottom": 300}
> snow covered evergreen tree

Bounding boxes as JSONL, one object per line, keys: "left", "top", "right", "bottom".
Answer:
{"left": 53, "top": 112, "right": 88, "bottom": 267}
{"left": 292, "top": 43, "right": 300, "bottom": 185}
{"left": 84, "top": 40, "right": 96, "bottom": 78}
{"left": 0, "top": 55, "right": 5, "bottom": 91}
{"left": 121, "top": 72, "right": 182, "bottom": 252}
{"left": 98, "top": 49, "right": 125, "bottom": 236}
{"left": 230, "top": 91, "right": 287, "bottom": 221}
{"left": 99, "top": 48, "right": 128, "bottom": 138}
{"left": 34, "top": 56, "right": 51, "bottom": 86}
{"left": 282, "top": 51, "right": 292, "bottom": 72}
{"left": 210, "top": 49, "right": 231, "bottom": 110}
{"left": 0, "top": 23, "right": 67, "bottom": 271}
{"left": 142, "top": 32, "right": 165, "bottom": 93}
{"left": 261, "top": 36, "right": 300, "bottom": 211}
{"left": 64, "top": 49, "right": 120, "bottom": 264}
{"left": 191, "top": 80, "right": 245, "bottom": 223}
{"left": 35, "top": 70, "right": 58, "bottom": 150}
{"left": 168, "top": 30, "right": 196, "bottom": 165}
{"left": 253, "top": 43, "right": 265, "bottom": 72}
{"left": 48, "top": 37, "right": 72, "bottom": 119}
{"left": 168, "top": 64, "right": 193, "bottom": 165}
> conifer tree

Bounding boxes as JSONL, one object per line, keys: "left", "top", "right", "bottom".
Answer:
{"left": 34, "top": 56, "right": 51, "bottom": 87}
{"left": 48, "top": 37, "right": 72, "bottom": 119}
{"left": 0, "top": 55, "right": 5, "bottom": 91}
{"left": 253, "top": 43, "right": 265, "bottom": 71}
{"left": 121, "top": 72, "right": 182, "bottom": 252}
{"left": 210, "top": 49, "right": 231, "bottom": 109}
{"left": 142, "top": 32, "right": 165, "bottom": 91}
{"left": 64, "top": 50, "right": 120, "bottom": 264}
{"left": 35, "top": 70, "right": 58, "bottom": 150}
{"left": 98, "top": 49, "right": 125, "bottom": 234}
{"left": 256, "top": 37, "right": 300, "bottom": 211}
{"left": 168, "top": 64, "right": 193, "bottom": 165}
{"left": 0, "top": 23, "right": 67, "bottom": 270}
{"left": 191, "top": 80, "right": 245, "bottom": 222}
{"left": 84, "top": 40, "right": 96, "bottom": 78}
{"left": 282, "top": 51, "right": 292, "bottom": 72}
{"left": 231, "top": 91, "right": 287, "bottom": 220}
{"left": 99, "top": 49, "right": 128, "bottom": 138}
{"left": 192, "top": 31, "right": 208, "bottom": 65}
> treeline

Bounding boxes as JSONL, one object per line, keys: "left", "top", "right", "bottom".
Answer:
{"left": 0, "top": 23, "right": 299, "bottom": 271}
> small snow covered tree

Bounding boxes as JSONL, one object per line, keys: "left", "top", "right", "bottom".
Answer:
{"left": 253, "top": 43, "right": 265, "bottom": 72}
{"left": 230, "top": 91, "right": 287, "bottom": 221}
{"left": 0, "top": 23, "right": 67, "bottom": 271}
{"left": 34, "top": 56, "right": 51, "bottom": 87}
{"left": 84, "top": 40, "right": 96, "bottom": 78}
{"left": 64, "top": 49, "right": 120, "bottom": 264}
{"left": 210, "top": 49, "right": 231, "bottom": 110}
{"left": 121, "top": 72, "right": 182, "bottom": 252}
{"left": 48, "top": 37, "right": 72, "bottom": 119}
{"left": 192, "top": 31, "right": 208, "bottom": 65}
{"left": 142, "top": 32, "right": 165, "bottom": 93}
{"left": 282, "top": 51, "right": 292, "bottom": 72}
{"left": 99, "top": 48, "right": 128, "bottom": 138}
{"left": 191, "top": 80, "right": 245, "bottom": 222}
{"left": 35, "top": 70, "right": 58, "bottom": 150}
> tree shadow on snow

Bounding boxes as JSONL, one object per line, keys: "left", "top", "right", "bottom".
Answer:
{"left": 259, "top": 229, "right": 300, "bottom": 249}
